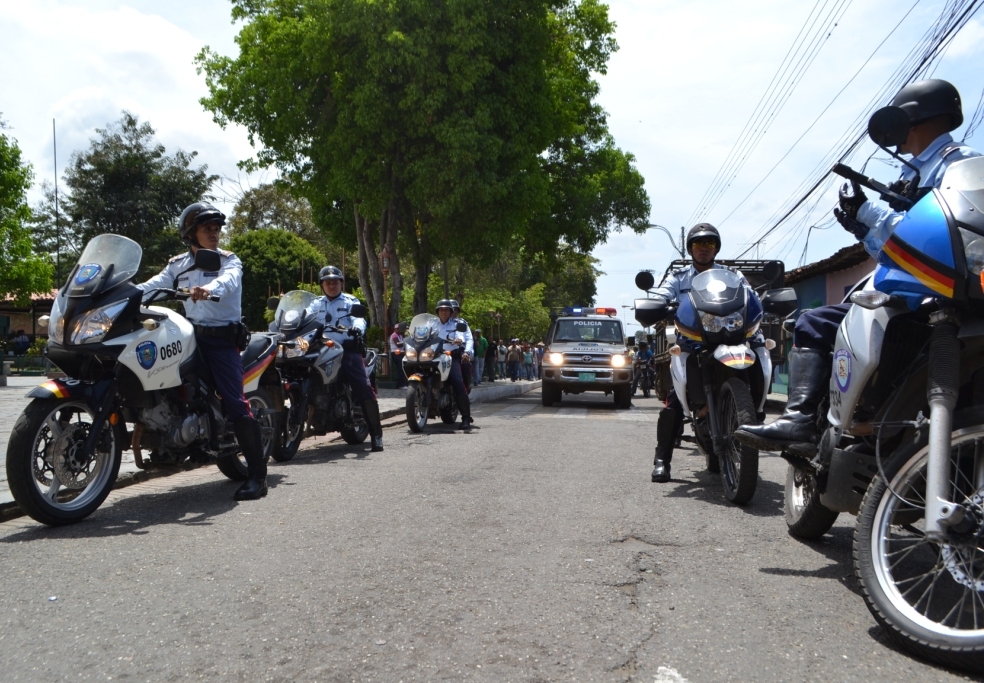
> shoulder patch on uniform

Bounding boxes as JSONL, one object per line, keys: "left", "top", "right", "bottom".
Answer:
{"left": 168, "top": 252, "right": 189, "bottom": 263}
{"left": 941, "top": 144, "right": 964, "bottom": 160}
{"left": 217, "top": 248, "right": 233, "bottom": 257}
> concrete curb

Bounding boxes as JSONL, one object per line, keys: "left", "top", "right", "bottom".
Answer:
{"left": 0, "top": 380, "right": 543, "bottom": 523}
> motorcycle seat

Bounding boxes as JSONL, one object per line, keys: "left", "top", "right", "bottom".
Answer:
{"left": 242, "top": 334, "right": 275, "bottom": 367}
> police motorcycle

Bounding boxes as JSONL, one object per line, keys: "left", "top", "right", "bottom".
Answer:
{"left": 267, "top": 291, "right": 378, "bottom": 458}
{"left": 634, "top": 356, "right": 656, "bottom": 398}
{"left": 5, "top": 234, "right": 283, "bottom": 526}
{"left": 774, "top": 107, "right": 984, "bottom": 671}
{"left": 403, "top": 313, "right": 467, "bottom": 432}
{"left": 635, "top": 265, "right": 797, "bottom": 504}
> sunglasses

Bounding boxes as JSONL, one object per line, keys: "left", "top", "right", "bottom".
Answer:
{"left": 691, "top": 239, "right": 717, "bottom": 249}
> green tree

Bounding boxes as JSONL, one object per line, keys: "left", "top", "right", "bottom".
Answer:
{"left": 230, "top": 228, "right": 327, "bottom": 329}
{"left": 0, "top": 118, "right": 53, "bottom": 303}
{"left": 198, "top": 0, "right": 648, "bottom": 324}
{"left": 33, "top": 112, "right": 216, "bottom": 281}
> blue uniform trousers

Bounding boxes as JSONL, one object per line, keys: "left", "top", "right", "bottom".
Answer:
{"left": 793, "top": 303, "right": 852, "bottom": 352}
{"left": 447, "top": 355, "right": 468, "bottom": 396}
{"left": 197, "top": 335, "right": 252, "bottom": 421}
{"left": 339, "top": 351, "right": 376, "bottom": 403}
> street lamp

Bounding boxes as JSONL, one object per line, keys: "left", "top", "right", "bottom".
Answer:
{"left": 646, "top": 223, "right": 686, "bottom": 260}
{"left": 621, "top": 304, "right": 632, "bottom": 327}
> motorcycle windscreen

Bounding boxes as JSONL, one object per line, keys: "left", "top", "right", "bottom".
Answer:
{"left": 68, "top": 234, "right": 143, "bottom": 298}
{"left": 689, "top": 269, "right": 746, "bottom": 316}
{"left": 274, "top": 290, "right": 318, "bottom": 333}
{"left": 409, "top": 313, "right": 441, "bottom": 344}
{"left": 712, "top": 344, "right": 756, "bottom": 369}
{"left": 875, "top": 191, "right": 957, "bottom": 299}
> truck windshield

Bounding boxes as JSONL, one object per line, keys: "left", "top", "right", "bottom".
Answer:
{"left": 553, "top": 319, "right": 624, "bottom": 343}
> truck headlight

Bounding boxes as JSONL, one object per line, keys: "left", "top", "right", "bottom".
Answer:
{"left": 611, "top": 354, "right": 626, "bottom": 367}
{"left": 70, "top": 300, "right": 128, "bottom": 345}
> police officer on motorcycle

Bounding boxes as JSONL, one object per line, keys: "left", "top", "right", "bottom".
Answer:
{"left": 312, "top": 266, "right": 385, "bottom": 452}
{"left": 436, "top": 299, "right": 475, "bottom": 430}
{"left": 736, "top": 79, "right": 981, "bottom": 456}
{"left": 137, "top": 202, "right": 268, "bottom": 500}
{"left": 450, "top": 300, "right": 475, "bottom": 392}
{"left": 631, "top": 341, "right": 654, "bottom": 395}
{"left": 652, "top": 223, "right": 755, "bottom": 482}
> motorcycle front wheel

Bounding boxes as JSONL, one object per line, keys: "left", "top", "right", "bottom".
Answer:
{"left": 278, "top": 386, "right": 306, "bottom": 461}
{"left": 854, "top": 407, "right": 984, "bottom": 673}
{"left": 6, "top": 398, "right": 124, "bottom": 526}
{"left": 784, "top": 464, "right": 838, "bottom": 539}
{"left": 717, "top": 377, "right": 759, "bottom": 504}
{"left": 406, "top": 383, "right": 429, "bottom": 433}
{"left": 641, "top": 374, "right": 651, "bottom": 399}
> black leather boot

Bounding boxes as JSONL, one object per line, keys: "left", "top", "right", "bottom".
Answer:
{"left": 455, "top": 393, "right": 474, "bottom": 430}
{"left": 234, "top": 416, "right": 267, "bottom": 501}
{"left": 735, "top": 348, "right": 828, "bottom": 452}
{"left": 362, "top": 400, "right": 384, "bottom": 452}
{"left": 651, "top": 404, "right": 680, "bottom": 483}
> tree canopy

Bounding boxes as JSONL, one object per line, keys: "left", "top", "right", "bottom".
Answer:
{"left": 198, "top": 0, "right": 648, "bottom": 322}
{"left": 229, "top": 228, "right": 327, "bottom": 329}
{"left": 33, "top": 112, "right": 216, "bottom": 281}
{"left": 0, "top": 118, "right": 53, "bottom": 303}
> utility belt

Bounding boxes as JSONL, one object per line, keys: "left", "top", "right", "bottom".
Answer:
{"left": 194, "top": 322, "right": 251, "bottom": 351}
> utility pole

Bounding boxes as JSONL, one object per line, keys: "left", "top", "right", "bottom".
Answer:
{"left": 53, "top": 119, "right": 60, "bottom": 285}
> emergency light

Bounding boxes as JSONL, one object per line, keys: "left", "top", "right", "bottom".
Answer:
{"left": 561, "top": 306, "right": 618, "bottom": 317}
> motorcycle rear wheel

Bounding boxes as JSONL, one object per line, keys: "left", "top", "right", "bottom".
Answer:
{"left": 217, "top": 388, "right": 279, "bottom": 480}
{"left": 340, "top": 422, "right": 369, "bottom": 444}
{"left": 406, "top": 385, "right": 429, "bottom": 433}
{"left": 717, "top": 377, "right": 759, "bottom": 504}
{"left": 854, "top": 407, "right": 984, "bottom": 673}
{"left": 6, "top": 398, "right": 124, "bottom": 526}
{"left": 784, "top": 464, "right": 838, "bottom": 539}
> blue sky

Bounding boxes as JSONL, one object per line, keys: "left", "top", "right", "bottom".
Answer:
{"left": 2, "top": 0, "right": 983, "bottom": 327}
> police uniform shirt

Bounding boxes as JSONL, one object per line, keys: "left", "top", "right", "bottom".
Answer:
{"left": 857, "top": 133, "right": 981, "bottom": 257}
{"left": 310, "top": 292, "right": 368, "bottom": 346}
{"left": 137, "top": 249, "right": 243, "bottom": 325}
{"left": 652, "top": 263, "right": 751, "bottom": 305}
{"left": 439, "top": 317, "right": 474, "bottom": 357}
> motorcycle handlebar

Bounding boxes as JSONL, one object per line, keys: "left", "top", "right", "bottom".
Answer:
{"left": 831, "top": 163, "right": 913, "bottom": 210}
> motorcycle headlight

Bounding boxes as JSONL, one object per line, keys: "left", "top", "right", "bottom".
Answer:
{"left": 404, "top": 347, "right": 417, "bottom": 361}
{"left": 70, "top": 300, "right": 128, "bottom": 345}
{"left": 48, "top": 297, "right": 65, "bottom": 342}
{"left": 611, "top": 354, "right": 626, "bottom": 367}
{"left": 283, "top": 335, "right": 311, "bottom": 359}
{"left": 700, "top": 312, "right": 743, "bottom": 333}
{"left": 420, "top": 347, "right": 436, "bottom": 362}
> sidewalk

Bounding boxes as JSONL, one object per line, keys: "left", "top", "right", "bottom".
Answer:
{"left": 0, "top": 376, "right": 542, "bottom": 514}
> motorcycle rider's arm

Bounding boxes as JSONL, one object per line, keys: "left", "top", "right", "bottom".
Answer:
{"left": 135, "top": 262, "right": 176, "bottom": 293}
{"left": 198, "top": 253, "right": 242, "bottom": 299}
{"left": 651, "top": 273, "right": 680, "bottom": 304}
{"left": 461, "top": 322, "right": 474, "bottom": 357}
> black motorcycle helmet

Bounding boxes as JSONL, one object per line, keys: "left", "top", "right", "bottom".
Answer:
{"left": 178, "top": 202, "right": 225, "bottom": 245}
{"left": 891, "top": 79, "right": 963, "bottom": 131}
{"left": 686, "top": 223, "right": 721, "bottom": 254}
{"left": 319, "top": 266, "right": 344, "bottom": 283}
{"left": 435, "top": 299, "right": 455, "bottom": 313}
{"left": 450, "top": 299, "right": 461, "bottom": 315}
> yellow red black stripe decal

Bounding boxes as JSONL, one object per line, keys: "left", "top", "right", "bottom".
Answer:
{"left": 242, "top": 352, "right": 275, "bottom": 387}
{"left": 39, "top": 381, "right": 69, "bottom": 399}
{"left": 882, "top": 234, "right": 955, "bottom": 298}
{"left": 675, "top": 322, "right": 702, "bottom": 342}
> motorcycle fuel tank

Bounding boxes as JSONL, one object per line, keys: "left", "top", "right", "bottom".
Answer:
{"left": 108, "top": 306, "right": 196, "bottom": 391}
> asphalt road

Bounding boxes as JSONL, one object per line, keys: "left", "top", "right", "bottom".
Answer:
{"left": 0, "top": 390, "right": 979, "bottom": 682}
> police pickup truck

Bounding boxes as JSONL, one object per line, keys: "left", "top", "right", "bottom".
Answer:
{"left": 540, "top": 307, "right": 633, "bottom": 408}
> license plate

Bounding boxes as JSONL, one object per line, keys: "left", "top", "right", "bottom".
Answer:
{"left": 578, "top": 372, "right": 595, "bottom": 382}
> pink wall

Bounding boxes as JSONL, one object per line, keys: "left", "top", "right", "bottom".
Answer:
{"left": 825, "top": 257, "right": 876, "bottom": 304}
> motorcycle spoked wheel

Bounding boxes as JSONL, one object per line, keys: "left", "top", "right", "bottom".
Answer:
{"left": 642, "top": 375, "right": 651, "bottom": 399}
{"left": 784, "top": 464, "right": 839, "bottom": 539}
{"left": 717, "top": 377, "right": 759, "bottom": 505}
{"left": 216, "top": 387, "right": 280, "bottom": 481}
{"left": 6, "top": 398, "right": 125, "bottom": 526}
{"left": 440, "top": 392, "right": 459, "bottom": 425}
{"left": 340, "top": 421, "right": 369, "bottom": 444}
{"left": 278, "top": 386, "right": 306, "bottom": 461}
{"left": 406, "top": 383, "right": 429, "bottom": 433}
{"left": 853, "top": 407, "right": 984, "bottom": 673}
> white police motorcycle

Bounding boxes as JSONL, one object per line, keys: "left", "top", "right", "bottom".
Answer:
{"left": 268, "top": 291, "right": 377, "bottom": 458}
{"left": 6, "top": 234, "right": 282, "bottom": 526}
{"left": 402, "top": 313, "right": 466, "bottom": 432}
{"left": 780, "top": 106, "right": 984, "bottom": 671}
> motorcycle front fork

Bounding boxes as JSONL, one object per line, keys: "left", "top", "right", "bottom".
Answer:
{"left": 699, "top": 356, "right": 727, "bottom": 457}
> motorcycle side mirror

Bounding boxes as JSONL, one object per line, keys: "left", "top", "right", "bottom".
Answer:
{"left": 761, "top": 260, "right": 782, "bottom": 285}
{"left": 267, "top": 297, "right": 280, "bottom": 311}
{"left": 350, "top": 303, "right": 367, "bottom": 319}
{"left": 635, "top": 271, "right": 656, "bottom": 292}
{"left": 761, "top": 287, "right": 799, "bottom": 317}
{"left": 868, "top": 106, "right": 911, "bottom": 149}
{"left": 456, "top": 322, "right": 467, "bottom": 332}
{"left": 268, "top": 321, "right": 278, "bottom": 332}
{"left": 634, "top": 298, "right": 671, "bottom": 326}
{"left": 194, "top": 249, "right": 222, "bottom": 273}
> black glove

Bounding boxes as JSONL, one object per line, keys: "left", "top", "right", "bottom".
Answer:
{"left": 347, "top": 327, "right": 361, "bottom": 338}
{"left": 886, "top": 179, "right": 911, "bottom": 212}
{"left": 833, "top": 207, "right": 869, "bottom": 241}
{"left": 838, "top": 181, "right": 867, "bottom": 219}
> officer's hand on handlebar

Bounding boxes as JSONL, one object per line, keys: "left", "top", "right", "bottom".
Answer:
{"left": 838, "top": 181, "right": 867, "bottom": 219}
{"left": 346, "top": 327, "right": 361, "bottom": 337}
{"left": 189, "top": 286, "right": 212, "bottom": 302}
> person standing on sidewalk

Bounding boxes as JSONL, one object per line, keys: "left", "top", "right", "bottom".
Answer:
{"left": 484, "top": 335, "right": 498, "bottom": 382}
{"left": 522, "top": 344, "right": 534, "bottom": 380}
{"left": 473, "top": 329, "right": 488, "bottom": 385}
{"left": 389, "top": 322, "right": 408, "bottom": 388}
{"left": 497, "top": 339, "right": 508, "bottom": 380}
{"left": 506, "top": 340, "right": 523, "bottom": 382}
{"left": 137, "top": 202, "right": 268, "bottom": 501}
